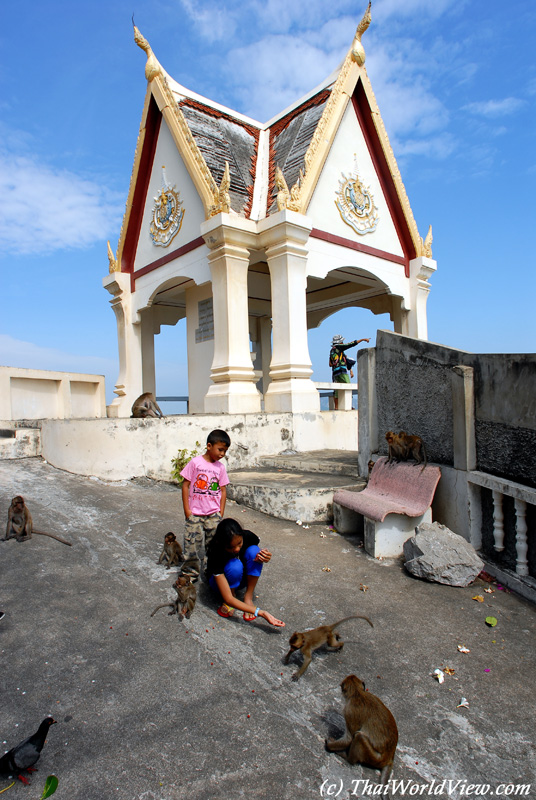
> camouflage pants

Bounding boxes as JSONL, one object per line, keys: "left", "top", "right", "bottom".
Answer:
{"left": 182, "top": 513, "right": 222, "bottom": 575}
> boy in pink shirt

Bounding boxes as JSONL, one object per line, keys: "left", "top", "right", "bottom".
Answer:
{"left": 180, "top": 429, "right": 230, "bottom": 580}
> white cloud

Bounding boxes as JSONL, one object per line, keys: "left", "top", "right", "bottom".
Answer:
{"left": 0, "top": 144, "right": 123, "bottom": 256}
{"left": 462, "top": 97, "right": 525, "bottom": 117}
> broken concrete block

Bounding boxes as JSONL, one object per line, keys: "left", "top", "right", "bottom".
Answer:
{"left": 403, "top": 522, "right": 484, "bottom": 587}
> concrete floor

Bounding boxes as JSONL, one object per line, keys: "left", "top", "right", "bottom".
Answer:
{"left": 0, "top": 458, "right": 534, "bottom": 800}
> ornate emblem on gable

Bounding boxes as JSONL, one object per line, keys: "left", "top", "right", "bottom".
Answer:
{"left": 150, "top": 167, "right": 185, "bottom": 247}
{"left": 335, "top": 159, "right": 379, "bottom": 236}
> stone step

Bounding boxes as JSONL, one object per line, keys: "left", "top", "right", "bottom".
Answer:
{"left": 0, "top": 427, "right": 41, "bottom": 459}
{"left": 227, "top": 462, "right": 366, "bottom": 523}
{"left": 259, "top": 449, "right": 359, "bottom": 478}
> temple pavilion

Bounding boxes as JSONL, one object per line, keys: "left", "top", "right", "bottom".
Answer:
{"left": 104, "top": 4, "right": 436, "bottom": 417}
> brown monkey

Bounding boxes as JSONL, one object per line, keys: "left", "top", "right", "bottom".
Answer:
{"left": 385, "top": 431, "right": 405, "bottom": 464}
{"left": 398, "top": 431, "right": 427, "bottom": 467}
{"left": 150, "top": 575, "right": 196, "bottom": 621}
{"left": 4, "top": 496, "right": 72, "bottom": 546}
{"left": 5, "top": 496, "right": 32, "bottom": 540}
{"left": 131, "top": 392, "right": 165, "bottom": 419}
{"left": 283, "top": 615, "right": 373, "bottom": 681}
{"left": 157, "top": 532, "right": 184, "bottom": 569}
{"left": 325, "top": 675, "right": 398, "bottom": 788}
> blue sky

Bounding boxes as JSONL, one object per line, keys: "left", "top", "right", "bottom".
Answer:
{"left": 1, "top": 0, "right": 534, "bottom": 405}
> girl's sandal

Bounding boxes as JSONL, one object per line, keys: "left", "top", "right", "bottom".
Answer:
{"left": 243, "top": 611, "right": 256, "bottom": 622}
{"left": 217, "top": 603, "right": 235, "bottom": 618}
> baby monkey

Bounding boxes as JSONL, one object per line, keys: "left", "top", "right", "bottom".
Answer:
{"left": 158, "top": 532, "right": 184, "bottom": 569}
{"left": 283, "top": 615, "right": 373, "bottom": 681}
{"left": 325, "top": 674, "right": 398, "bottom": 789}
{"left": 150, "top": 575, "right": 196, "bottom": 621}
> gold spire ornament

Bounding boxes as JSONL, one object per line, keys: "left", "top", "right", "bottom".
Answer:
{"left": 421, "top": 225, "right": 433, "bottom": 258}
{"left": 107, "top": 240, "right": 119, "bottom": 273}
{"left": 209, "top": 162, "right": 231, "bottom": 216}
{"left": 275, "top": 166, "right": 290, "bottom": 210}
{"left": 351, "top": 1, "right": 372, "bottom": 66}
{"left": 133, "top": 21, "right": 163, "bottom": 82}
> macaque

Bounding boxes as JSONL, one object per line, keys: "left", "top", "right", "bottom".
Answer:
{"left": 4, "top": 496, "right": 72, "bottom": 545}
{"left": 385, "top": 431, "right": 406, "bottom": 464}
{"left": 131, "top": 392, "right": 165, "bottom": 419}
{"left": 158, "top": 532, "right": 184, "bottom": 569}
{"left": 385, "top": 431, "right": 427, "bottom": 467}
{"left": 398, "top": 432, "right": 427, "bottom": 467}
{"left": 283, "top": 615, "right": 373, "bottom": 681}
{"left": 150, "top": 575, "right": 196, "bottom": 621}
{"left": 325, "top": 674, "right": 398, "bottom": 788}
{"left": 5, "top": 496, "right": 32, "bottom": 540}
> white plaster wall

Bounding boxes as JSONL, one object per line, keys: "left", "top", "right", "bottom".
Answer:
{"left": 133, "top": 120, "right": 206, "bottom": 270}
{"left": 39, "top": 412, "right": 358, "bottom": 482}
{"left": 0, "top": 367, "right": 106, "bottom": 420}
{"left": 307, "top": 103, "right": 404, "bottom": 257}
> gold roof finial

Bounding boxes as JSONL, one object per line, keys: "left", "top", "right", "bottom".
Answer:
{"left": 132, "top": 18, "right": 162, "bottom": 82}
{"left": 351, "top": 2, "right": 372, "bottom": 66}
{"left": 421, "top": 225, "right": 433, "bottom": 258}
{"left": 107, "top": 240, "right": 119, "bottom": 273}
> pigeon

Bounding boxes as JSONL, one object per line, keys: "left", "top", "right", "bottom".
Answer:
{"left": 0, "top": 717, "right": 57, "bottom": 783}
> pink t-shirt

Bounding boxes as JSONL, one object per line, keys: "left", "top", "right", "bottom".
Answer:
{"left": 180, "top": 454, "right": 230, "bottom": 516}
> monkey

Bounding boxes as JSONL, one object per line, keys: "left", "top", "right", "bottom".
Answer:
{"left": 150, "top": 575, "right": 196, "bottom": 621}
{"left": 398, "top": 431, "right": 427, "bottom": 467}
{"left": 325, "top": 675, "right": 398, "bottom": 789}
{"left": 4, "top": 496, "right": 72, "bottom": 546}
{"left": 385, "top": 431, "right": 427, "bottom": 468}
{"left": 367, "top": 459, "right": 375, "bottom": 476}
{"left": 157, "top": 532, "right": 184, "bottom": 569}
{"left": 385, "top": 431, "right": 406, "bottom": 464}
{"left": 283, "top": 615, "right": 373, "bottom": 681}
{"left": 131, "top": 392, "right": 165, "bottom": 419}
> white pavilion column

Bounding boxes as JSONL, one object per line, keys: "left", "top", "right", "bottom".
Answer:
{"left": 103, "top": 271, "right": 144, "bottom": 417}
{"left": 258, "top": 211, "right": 319, "bottom": 412}
{"left": 407, "top": 256, "right": 437, "bottom": 340}
{"left": 201, "top": 214, "right": 261, "bottom": 413}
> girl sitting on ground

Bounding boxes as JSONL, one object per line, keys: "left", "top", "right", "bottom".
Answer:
{"left": 206, "top": 518, "right": 285, "bottom": 628}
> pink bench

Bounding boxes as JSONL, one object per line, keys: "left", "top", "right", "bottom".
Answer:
{"left": 333, "top": 456, "right": 441, "bottom": 558}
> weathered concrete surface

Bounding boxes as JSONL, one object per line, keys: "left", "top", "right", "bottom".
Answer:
{"left": 404, "top": 523, "right": 484, "bottom": 587}
{"left": 1, "top": 458, "right": 535, "bottom": 800}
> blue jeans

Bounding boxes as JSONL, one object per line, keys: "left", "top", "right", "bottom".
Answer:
{"left": 209, "top": 545, "right": 263, "bottom": 591}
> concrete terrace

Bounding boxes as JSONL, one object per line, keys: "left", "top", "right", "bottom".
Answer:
{"left": 0, "top": 457, "right": 534, "bottom": 800}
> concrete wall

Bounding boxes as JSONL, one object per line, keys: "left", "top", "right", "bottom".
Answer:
{"left": 38, "top": 410, "right": 358, "bottom": 482}
{"left": 357, "top": 330, "right": 536, "bottom": 543}
{"left": 0, "top": 367, "right": 106, "bottom": 420}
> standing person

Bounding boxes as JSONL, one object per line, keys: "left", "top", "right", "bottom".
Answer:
{"left": 180, "top": 429, "right": 231, "bottom": 580}
{"left": 206, "top": 518, "right": 285, "bottom": 628}
{"left": 329, "top": 334, "right": 370, "bottom": 409}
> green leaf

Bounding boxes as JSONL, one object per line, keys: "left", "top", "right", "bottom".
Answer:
{"left": 485, "top": 616, "right": 498, "bottom": 627}
{"left": 40, "top": 775, "right": 59, "bottom": 799}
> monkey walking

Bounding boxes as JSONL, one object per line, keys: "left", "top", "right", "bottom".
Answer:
{"left": 283, "top": 615, "right": 373, "bottom": 681}
{"left": 157, "top": 532, "right": 184, "bottom": 569}
{"left": 131, "top": 392, "right": 165, "bottom": 419}
{"left": 4, "top": 496, "right": 72, "bottom": 546}
{"left": 385, "top": 431, "right": 427, "bottom": 468}
{"left": 325, "top": 675, "right": 398, "bottom": 790}
{"left": 150, "top": 575, "right": 196, "bottom": 621}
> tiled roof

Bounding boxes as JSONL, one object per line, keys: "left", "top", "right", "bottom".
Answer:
{"left": 178, "top": 98, "right": 259, "bottom": 217}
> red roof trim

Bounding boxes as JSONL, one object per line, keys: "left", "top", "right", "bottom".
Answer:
{"left": 132, "top": 236, "right": 205, "bottom": 289}
{"left": 351, "top": 82, "right": 414, "bottom": 275}
{"left": 310, "top": 228, "right": 406, "bottom": 267}
{"left": 122, "top": 97, "right": 162, "bottom": 278}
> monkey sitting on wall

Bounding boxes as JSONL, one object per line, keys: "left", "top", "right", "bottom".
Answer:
{"left": 283, "top": 615, "right": 373, "bottom": 681}
{"left": 131, "top": 392, "right": 165, "bottom": 419}
{"left": 157, "top": 532, "right": 184, "bottom": 569}
{"left": 4, "top": 496, "right": 72, "bottom": 546}
{"left": 325, "top": 674, "right": 398, "bottom": 788}
{"left": 150, "top": 575, "right": 196, "bottom": 621}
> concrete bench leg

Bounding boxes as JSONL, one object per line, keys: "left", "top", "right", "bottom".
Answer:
{"left": 364, "top": 508, "right": 432, "bottom": 559}
{"left": 333, "top": 502, "right": 364, "bottom": 537}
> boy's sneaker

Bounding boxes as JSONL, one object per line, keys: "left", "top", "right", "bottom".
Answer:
{"left": 0, "top": 611, "right": 5, "bottom": 621}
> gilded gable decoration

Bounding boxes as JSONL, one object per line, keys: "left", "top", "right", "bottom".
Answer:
{"left": 209, "top": 162, "right": 231, "bottom": 217}
{"left": 335, "top": 158, "right": 379, "bottom": 235}
{"left": 150, "top": 167, "right": 185, "bottom": 247}
{"left": 421, "top": 225, "right": 433, "bottom": 258}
